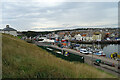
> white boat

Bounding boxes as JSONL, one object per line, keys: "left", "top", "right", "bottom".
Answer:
{"left": 88, "top": 51, "right": 92, "bottom": 54}
{"left": 80, "top": 49, "right": 89, "bottom": 54}
{"left": 86, "top": 47, "right": 93, "bottom": 54}
{"left": 94, "top": 51, "right": 106, "bottom": 56}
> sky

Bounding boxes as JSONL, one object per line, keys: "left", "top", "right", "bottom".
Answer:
{"left": 0, "top": 0, "right": 119, "bottom": 31}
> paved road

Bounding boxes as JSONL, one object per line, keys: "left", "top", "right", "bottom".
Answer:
{"left": 35, "top": 42, "right": 120, "bottom": 77}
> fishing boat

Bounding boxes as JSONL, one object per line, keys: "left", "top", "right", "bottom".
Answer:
{"left": 86, "top": 47, "right": 93, "bottom": 54}
{"left": 110, "top": 52, "right": 120, "bottom": 60}
{"left": 88, "top": 50, "right": 92, "bottom": 54}
{"left": 80, "top": 48, "right": 89, "bottom": 54}
{"left": 94, "top": 51, "right": 106, "bottom": 57}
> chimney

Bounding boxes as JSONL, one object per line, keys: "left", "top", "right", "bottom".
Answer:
{"left": 6, "top": 25, "right": 9, "bottom": 28}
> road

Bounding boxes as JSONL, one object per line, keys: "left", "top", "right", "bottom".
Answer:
{"left": 35, "top": 41, "right": 120, "bottom": 77}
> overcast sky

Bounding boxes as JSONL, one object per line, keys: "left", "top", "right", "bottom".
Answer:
{"left": 1, "top": 0, "right": 118, "bottom": 31}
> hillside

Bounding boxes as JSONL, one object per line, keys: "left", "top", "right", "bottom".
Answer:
{"left": 2, "top": 34, "right": 115, "bottom": 78}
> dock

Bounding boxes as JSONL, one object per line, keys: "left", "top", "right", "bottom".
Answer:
{"left": 35, "top": 41, "right": 120, "bottom": 77}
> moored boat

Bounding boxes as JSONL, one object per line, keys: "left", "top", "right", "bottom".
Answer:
{"left": 80, "top": 48, "right": 89, "bottom": 54}
{"left": 94, "top": 51, "right": 106, "bottom": 57}
{"left": 110, "top": 52, "right": 120, "bottom": 60}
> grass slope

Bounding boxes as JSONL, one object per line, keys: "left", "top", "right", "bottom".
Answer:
{"left": 2, "top": 34, "right": 115, "bottom": 78}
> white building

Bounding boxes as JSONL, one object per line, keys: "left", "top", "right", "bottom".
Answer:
{"left": 85, "top": 36, "right": 93, "bottom": 41}
{"left": 54, "top": 34, "right": 59, "bottom": 38}
{"left": 64, "top": 34, "right": 71, "bottom": 40}
{"left": 92, "top": 34, "right": 102, "bottom": 41}
{"left": 85, "top": 34, "right": 93, "bottom": 41}
{"left": 74, "top": 34, "right": 82, "bottom": 41}
{"left": 2, "top": 25, "right": 18, "bottom": 36}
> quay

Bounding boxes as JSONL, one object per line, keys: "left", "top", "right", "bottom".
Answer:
{"left": 71, "top": 40, "right": 120, "bottom": 44}
{"left": 35, "top": 41, "right": 120, "bottom": 77}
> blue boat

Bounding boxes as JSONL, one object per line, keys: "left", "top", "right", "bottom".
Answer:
{"left": 94, "top": 51, "right": 106, "bottom": 57}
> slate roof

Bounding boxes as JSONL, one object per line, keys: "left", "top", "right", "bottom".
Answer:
{"left": 2, "top": 27, "right": 17, "bottom": 31}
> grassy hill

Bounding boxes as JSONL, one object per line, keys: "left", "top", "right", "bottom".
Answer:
{"left": 2, "top": 34, "right": 116, "bottom": 78}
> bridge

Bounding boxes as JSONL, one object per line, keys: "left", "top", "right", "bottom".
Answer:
{"left": 35, "top": 41, "right": 120, "bottom": 77}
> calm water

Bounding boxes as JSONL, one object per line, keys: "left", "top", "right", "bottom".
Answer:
{"left": 103, "top": 44, "right": 120, "bottom": 58}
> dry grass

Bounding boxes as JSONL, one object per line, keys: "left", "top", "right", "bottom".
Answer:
{"left": 2, "top": 34, "right": 116, "bottom": 78}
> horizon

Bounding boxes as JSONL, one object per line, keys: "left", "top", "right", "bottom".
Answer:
{"left": 1, "top": 1, "right": 118, "bottom": 31}
{"left": 0, "top": 25, "right": 119, "bottom": 32}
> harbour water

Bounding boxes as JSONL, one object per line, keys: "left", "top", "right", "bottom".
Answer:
{"left": 74, "top": 44, "right": 120, "bottom": 59}
{"left": 103, "top": 44, "right": 120, "bottom": 58}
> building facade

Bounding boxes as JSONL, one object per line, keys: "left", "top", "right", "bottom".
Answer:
{"left": 1, "top": 25, "right": 17, "bottom": 36}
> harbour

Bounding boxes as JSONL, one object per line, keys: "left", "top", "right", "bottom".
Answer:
{"left": 71, "top": 43, "right": 120, "bottom": 59}
{"left": 35, "top": 41, "right": 120, "bottom": 77}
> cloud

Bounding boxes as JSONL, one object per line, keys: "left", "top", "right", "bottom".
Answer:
{"left": 2, "top": 0, "right": 119, "bottom": 2}
{"left": 1, "top": 2, "right": 118, "bottom": 31}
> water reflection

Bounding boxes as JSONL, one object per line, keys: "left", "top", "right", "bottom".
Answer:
{"left": 103, "top": 44, "right": 120, "bottom": 58}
